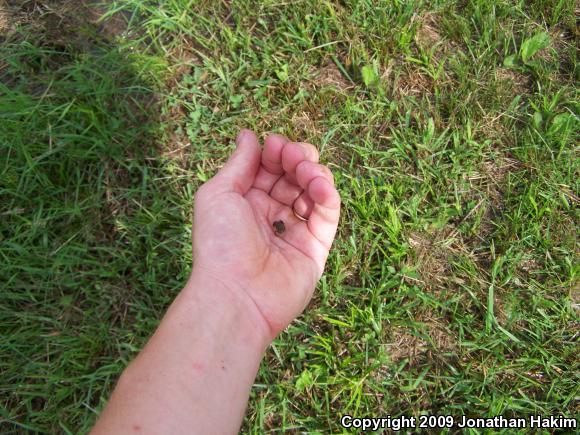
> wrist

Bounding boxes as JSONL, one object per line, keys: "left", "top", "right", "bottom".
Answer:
{"left": 183, "top": 267, "right": 273, "bottom": 351}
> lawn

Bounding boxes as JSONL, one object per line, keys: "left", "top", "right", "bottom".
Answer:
{"left": 1, "top": 0, "right": 578, "bottom": 433}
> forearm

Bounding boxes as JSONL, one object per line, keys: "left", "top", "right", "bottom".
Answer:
{"left": 92, "top": 271, "right": 270, "bottom": 435}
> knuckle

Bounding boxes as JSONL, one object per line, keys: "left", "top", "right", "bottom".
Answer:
{"left": 296, "top": 142, "right": 319, "bottom": 161}
{"left": 295, "top": 159, "right": 310, "bottom": 173}
{"left": 305, "top": 143, "right": 320, "bottom": 161}
{"left": 322, "top": 165, "right": 334, "bottom": 181}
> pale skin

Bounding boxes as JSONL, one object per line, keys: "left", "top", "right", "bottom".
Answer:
{"left": 91, "top": 129, "right": 340, "bottom": 434}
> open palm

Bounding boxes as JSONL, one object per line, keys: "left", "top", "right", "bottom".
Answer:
{"left": 192, "top": 130, "right": 340, "bottom": 337}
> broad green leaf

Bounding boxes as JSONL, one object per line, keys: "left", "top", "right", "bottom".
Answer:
{"left": 361, "top": 64, "right": 378, "bottom": 87}
{"left": 549, "top": 113, "right": 575, "bottom": 135}
{"left": 295, "top": 369, "right": 313, "bottom": 392}
{"left": 275, "top": 63, "right": 289, "bottom": 82}
{"left": 503, "top": 54, "right": 516, "bottom": 68}
{"left": 229, "top": 94, "right": 243, "bottom": 109}
{"left": 521, "top": 32, "right": 550, "bottom": 64}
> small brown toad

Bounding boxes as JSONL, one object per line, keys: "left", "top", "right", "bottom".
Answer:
{"left": 273, "top": 220, "right": 285, "bottom": 235}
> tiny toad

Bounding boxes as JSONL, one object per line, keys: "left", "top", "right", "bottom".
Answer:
{"left": 273, "top": 220, "right": 285, "bottom": 235}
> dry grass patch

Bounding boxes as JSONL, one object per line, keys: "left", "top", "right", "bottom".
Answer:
{"left": 0, "top": 4, "right": 25, "bottom": 35}
{"left": 414, "top": 12, "right": 442, "bottom": 50}
{"left": 161, "top": 125, "right": 191, "bottom": 164}
{"left": 394, "top": 65, "right": 435, "bottom": 98}
{"left": 414, "top": 11, "right": 459, "bottom": 60}
{"left": 476, "top": 157, "right": 520, "bottom": 202}
{"left": 407, "top": 231, "right": 451, "bottom": 289}
{"left": 158, "top": 101, "right": 193, "bottom": 165}
{"left": 310, "top": 62, "right": 353, "bottom": 91}
{"left": 387, "top": 318, "right": 457, "bottom": 364}
{"left": 495, "top": 67, "right": 530, "bottom": 97}
{"left": 464, "top": 157, "right": 523, "bottom": 240}
{"left": 387, "top": 328, "right": 428, "bottom": 362}
{"left": 288, "top": 111, "right": 323, "bottom": 142}
{"left": 168, "top": 47, "right": 202, "bottom": 83}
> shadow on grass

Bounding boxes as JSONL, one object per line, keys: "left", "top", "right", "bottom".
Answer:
{"left": 1, "top": 1, "right": 190, "bottom": 432}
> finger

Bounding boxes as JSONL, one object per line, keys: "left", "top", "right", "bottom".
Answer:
{"left": 269, "top": 174, "right": 303, "bottom": 206}
{"left": 252, "top": 134, "right": 287, "bottom": 193}
{"left": 281, "top": 142, "right": 319, "bottom": 183}
{"left": 268, "top": 142, "right": 319, "bottom": 204}
{"left": 292, "top": 192, "right": 315, "bottom": 217}
{"left": 212, "top": 129, "right": 261, "bottom": 194}
{"left": 307, "top": 177, "right": 340, "bottom": 249}
{"left": 295, "top": 160, "right": 334, "bottom": 189}
{"left": 293, "top": 161, "right": 335, "bottom": 218}
{"left": 262, "top": 134, "right": 287, "bottom": 174}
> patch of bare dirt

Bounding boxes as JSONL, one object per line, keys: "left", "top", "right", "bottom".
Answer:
{"left": 289, "top": 111, "right": 323, "bottom": 141}
{"left": 387, "top": 328, "right": 427, "bottom": 362}
{"left": 414, "top": 12, "right": 459, "bottom": 59}
{"left": 311, "top": 62, "right": 353, "bottom": 91}
{"left": 415, "top": 12, "right": 442, "bottom": 50}
{"left": 387, "top": 319, "right": 457, "bottom": 364}
{"left": 474, "top": 157, "right": 520, "bottom": 200}
{"left": 518, "top": 255, "right": 542, "bottom": 275}
{"left": 464, "top": 157, "right": 523, "bottom": 240}
{"left": 161, "top": 128, "right": 191, "bottom": 164}
{"left": 495, "top": 67, "right": 529, "bottom": 97}
{"left": 168, "top": 46, "right": 202, "bottom": 83}
{"left": 407, "top": 229, "right": 460, "bottom": 291}
{"left": 0, "top": 4, "right": 23, "bottom": 35}
{"left": 394, "top": 65, "right": 434, "bottom": 98}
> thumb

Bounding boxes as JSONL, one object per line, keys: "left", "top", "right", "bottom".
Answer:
{"left": 213, "top": 129, "right": 261, "bottom": 194}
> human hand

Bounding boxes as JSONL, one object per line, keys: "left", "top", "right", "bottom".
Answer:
{"left": 191, "top": 129, "right": 340, "bottom": 339}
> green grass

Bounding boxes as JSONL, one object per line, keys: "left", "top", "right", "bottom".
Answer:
{"left": 1, "top": 0, "right": 578, "bottom": 433}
